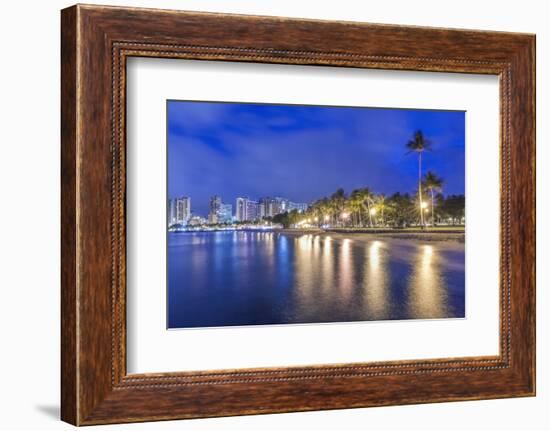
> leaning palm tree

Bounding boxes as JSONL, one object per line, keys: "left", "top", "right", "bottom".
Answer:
{"left": 422, "top": 171, "right": 444, "bottom": 226}
{"left": 406, "top": 130, "right": 432, "bottom": 227}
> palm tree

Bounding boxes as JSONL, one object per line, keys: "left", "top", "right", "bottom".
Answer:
{"left": 349, "top": 189, "right": 366, "bottom": 227}
{"left": 373, "top": 194, "right": 389, "bottom": 226}
{"left": 330, "top": 188, "right": 346, "bottom": 226}
{"left": 406, "top": 130, "right": 432, "bottom": 227}
{"left": 354, "top": 187, "right": 374, "bottom": 227}
{"left": 319, "top": 197, "right": 332, "bottom": 225}
{"left": 423, "top": 171, "right": 444, "bottom": 225}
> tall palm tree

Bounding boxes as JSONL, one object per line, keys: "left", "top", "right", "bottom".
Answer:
{"left": 330, "top": 188, "right": 346, "bottom": 226}
{"left": 319, "top": 197, "right": 331, "bottom": 225}
{"left": 373, "top": 194, "right": 389, "bottom": 226}
{"left": 422, "top": 171, "right": 444, "bottom": 226}
{"left": 406, "top": 130, "right": 432, "bottom": 227}
{"left": 349, "top": 189, "right": 366, "bottom": 227}
{"left": 354, "top": 187, "right": 374, "bottom": 227}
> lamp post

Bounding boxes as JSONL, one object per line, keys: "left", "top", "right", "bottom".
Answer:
{"left": 369, "top": 207, "right": 377, "bottom": 227}
{"left": 420, "top": 201, "right": 428, "bottom": 228}
{"left": 341, "top": 212, "right": 349, "bottom": 227}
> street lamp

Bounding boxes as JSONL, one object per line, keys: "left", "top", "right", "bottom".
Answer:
{"left": 369, "top": 207, "right": 377, "bottom": 216}
{"left": 324, "top": 215, "right": 330, "bottom": 221}
{"left": 420, "top": 201, "right": 428, "bottom": 209}
{"left": 340, "top": 212, "right": 349, "bottom": 227}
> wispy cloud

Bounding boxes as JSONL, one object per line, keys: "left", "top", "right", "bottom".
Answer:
{"left": 168, "top": 101, "right": 465, "bottom": 216}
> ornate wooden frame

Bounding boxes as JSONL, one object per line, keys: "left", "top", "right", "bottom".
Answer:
{"left": 61, "top": 4, "right": 535, "bottom": 425}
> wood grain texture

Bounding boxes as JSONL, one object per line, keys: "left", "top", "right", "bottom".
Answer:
{"left": 60, "top": 5, "right": 78, "bottom": 425}
{"left": 60, "top": 4, "right": 535, "bottom": 425}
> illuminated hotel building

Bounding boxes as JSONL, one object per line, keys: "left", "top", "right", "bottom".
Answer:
{"left": 217, "top": 203, "right": 233, "bottom": 224}
{"left": 236, "top": 197, "right": 259, "bottom": 221}
{"left": 168, "top": 196, "right": 191, "bottom": 225}
{"left": 208, "top": 195, "right": 222, "bottom": 223}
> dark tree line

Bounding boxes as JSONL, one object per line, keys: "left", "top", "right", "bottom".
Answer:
{"left": 271, "top": 188, "right": 464, "bottom": 229}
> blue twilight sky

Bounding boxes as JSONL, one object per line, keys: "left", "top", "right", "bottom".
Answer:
{"left": 167, "top": 100, "right": 465, "bottom": 217}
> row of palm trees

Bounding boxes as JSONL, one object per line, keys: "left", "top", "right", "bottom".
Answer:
{"left": 278, "top": 130, "right": 452, "bottom": 229}
{"left": 297, "top": 172, "right": 444, "bottom": 229}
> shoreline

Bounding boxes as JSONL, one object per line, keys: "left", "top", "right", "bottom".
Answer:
{"left": 280, "top": 227, "right": 464, "bottom": 234}
{"left": 170, "top": 227, "right": 465, "bottom": 242}
{"left": 278, "top": 228, "right": 464, "bottom": 242}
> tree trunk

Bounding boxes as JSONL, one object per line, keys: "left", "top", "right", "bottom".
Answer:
{"left": 430, "top": 189, "right": 435, "bottom": 226}
{"left": 418, "top": 153, "right": 424, "bottom": 227}
{"left": 366, "top": 201, "right": 373, "bottom": 227}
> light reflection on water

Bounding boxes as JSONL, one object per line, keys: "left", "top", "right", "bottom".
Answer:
{"left": 407, "top": 245, "right": 448, "bottom": 318}
{"left": 364, "top": 240, "right": 390, "bottom": 320}
{"left": 168, "top": 231, "right": 465, "bottom": 329}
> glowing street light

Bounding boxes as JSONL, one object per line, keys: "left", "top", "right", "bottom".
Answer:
{"left": 324, "top": 215, "right": 330, "bottom": 222}
{"left": 341, "top": 212, "right": 349, "bottom": 219}
{"left": 369, "top": 207, "right": 377, "bottom": 216}
{"left": 420, "top": 201, "right": 428, "bottom": 209}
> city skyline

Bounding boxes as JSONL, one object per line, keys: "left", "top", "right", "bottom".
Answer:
{"left": 168, "top": 193, "right": 309, "bottom": 225}
{"left": 167, "top": 101, "right": 465, "bottom": 217}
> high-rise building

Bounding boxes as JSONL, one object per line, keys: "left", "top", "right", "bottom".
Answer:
{"left": 288, "top": 201, "right": 309, "bottom": 213}
{"left": 246, "top": 200, "right": 259, "bottom": 221}
{"left": 258, "top": 197, "right": 274, "bottom": 218}
{"left": 170, "top": 196, "right": 191, "bottom": 225}
{"left": 188, "top": 215, "right": 207, "bottom": 226}
{"left": 168, "top": 199, "right": 177, "bottom": 226}
{"left": 217, "top": 203, "right": 233, "bottom": 224}
{"left": 208, "top": 196, "right": 222, "bottom": 224}
{"left": 258, "top": 196, "right": 287, "bottom": 218}
{"left": 236, "top": 197, "right": 259, "bottom": 221}
{"left": 209, "top": 195, "right": 222, "bottom": 214}
{"left": 207, "top": 196, "right": 233, "bottom": 224}
{"left": 236, "top": 197, "right": 246, "bottom": 221}
{"left": 258, "top": 197, "right": 308, "bottom": 217}
{"left": 273, "top": 197, "right": 290, "bottom": 214}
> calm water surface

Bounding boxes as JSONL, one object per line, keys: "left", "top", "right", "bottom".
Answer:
{"left": 168, "top": 231, "right": 465, "bottom": 328}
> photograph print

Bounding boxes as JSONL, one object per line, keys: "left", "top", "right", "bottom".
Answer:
{"left": 167, "top": 100, "right": 466, "bottom": 329}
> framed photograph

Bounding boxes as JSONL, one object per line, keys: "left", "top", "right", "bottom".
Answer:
{"left": 61, "top": 4, "right": 535, "bottom": 425}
